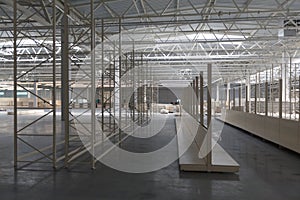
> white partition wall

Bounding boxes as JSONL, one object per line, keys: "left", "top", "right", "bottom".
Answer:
{"left": 176, "top": 64, "right": 239, "bottom": 173}
{"left": 223, "top": 110, "right": 300, "bottom": 154}
{"left": 223, "top": 62, "right": 300, "bottom": 154}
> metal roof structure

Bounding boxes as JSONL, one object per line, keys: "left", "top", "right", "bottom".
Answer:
{"left": 0, "top": 0, "right": 300, "bottom": 86}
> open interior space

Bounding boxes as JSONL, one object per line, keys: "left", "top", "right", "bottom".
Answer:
{"left": 0, "top": 0, "right": 300, "bottom": 199}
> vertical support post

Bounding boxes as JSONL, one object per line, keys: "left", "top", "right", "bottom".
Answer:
{"left": 216, "top": 83, "right": 219, "bottom": 114}
{"left": 192, "top": 79, "right": 195, "bottom": 117}
{"left": 238, "top": 86, "right": 241, "bottom": 111}
{"left": 90, "top": 0, "right": 96, "bottom": 169}
{"left": 190, "top": 82, "right": 192, "bottom": 115}
{"left": 247, "top": 75, "right": 251, "bottom": 113}
{"left": 283, "top": 64, "right": 287, "bottom": 117}
{"left": 52, "top": 0, "right": 57, "bottom": 169}
{"left": 289, "top": 57, "right": 292, "bottom": 119}
{"left": 254, "top": 82, "right": 257, "bottom": 114}
{"left": 207, "top": 65, "right": 212, "bottom": 126}
{"left": 132, "top": 49, "right": 135, "bottom": 122}
{"left": 265, "top": 81, "right": 268, "bottom": 116}
{"left": 207, "top": 64, "right": 212, "bottom": 169}
{"left": 279, "top": 79, "right": 283, "bottom": 119}
{"left": 109, "top": 59, "right": 113, "bottom": 134}
{"left": 299, "top": 75, "right": 300, "bottom": 122}
{"left": 226, "top": 82, "right": 230, "bottom": 109}
{"left": 246, "top": 86, "right": 249, "bottom": 113}
{"left": 151, "top": 66, "right": 154, "bottom": 117}
{"left": 258, "top": 72, "right": 261, "bottom": 114}
{"left": 61, "top": 3, "right": 68, "bottom": 122}
{"left": 216, "top": 84, "right": 220, "bottom": 103}
{"left": 101, "top": 19, "right": 104, "bottom": 134}
{"left": 118, "top": 18, "right": 122, "bottom": 145}
{"left": 141, "top": 56, "right": 144, "bottom": 123}
{"left": 146, "top": 61, "right": 149, "bottom": 123}
{"left": 233, "top": 88, "right": 236, "bottom": 110}
{"left": 62, "top": 0, "right": 70, "bottom": 167}
{"left": 200, "top": 72, "right": 204, "bottom": 126}
{"left": 125, "top": 55, "right": 129, "bottom": 124}
{"left": 229, "top": 88, "right": 231, "bottom": 110}
{"left": 113, "top": 55, "right": 116, "bottom": 137}
{"left": 13, "top": 0, "right": 18, "bottom": 168}
{"left": 137, "top": 61, "right": 141, "bottom": 124}
{"left": 33, "top": 81, "right": 38, "bottom": 107}
{"left": 294, "top": 63, "right": 297, "bottom": 120}
{"left": 195, "top": 76, "right": 199, "bottom": 121}
{"left": 271, "top": 65, "right": 274, "bottom": 116}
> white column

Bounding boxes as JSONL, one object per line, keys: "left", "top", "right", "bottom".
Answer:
{"left": 216, "top": 84, "right": 220, "bottom": 103}
{"left": 246, "top": 75, "right": 251, "bottom": 112}
{"left": 281, "top": 54, "right": 291, "bottom": 118}
{"left": 33, "top": 81, "right": 38, "bottom": 107}
{"left": 226, "top": 82, "right": 230, "bottom": 108}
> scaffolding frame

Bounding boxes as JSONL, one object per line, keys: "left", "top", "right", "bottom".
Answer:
{"left": 13, "top": 0, "right": 61, "bottom": 169}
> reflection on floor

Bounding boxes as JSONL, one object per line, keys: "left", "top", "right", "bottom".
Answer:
{"left": 0, "top": 111, "right": 300, "bottom": 200}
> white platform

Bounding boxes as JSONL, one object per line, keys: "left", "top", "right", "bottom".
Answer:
{"left": 176, "top": 116, "right": 239, "bottom": 172}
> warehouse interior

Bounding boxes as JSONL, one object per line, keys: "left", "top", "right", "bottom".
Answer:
{"left": 0, "top": 0, "right": 300, "bottom": 199}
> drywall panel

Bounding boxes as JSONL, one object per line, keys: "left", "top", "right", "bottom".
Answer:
{"left": 246, "top": 113, "right": 265, "bottom": 137}
{"left": 225, "top": 110, "right": 244, "bottom": 128}
{"left": 223, "top": 110, "right": 300, "bottom": 154}
{"left": 279, "top": 119, "right": 299, "bottom": 152}
{"left": 264, "top": 117, "right": 280, "bottom": 144}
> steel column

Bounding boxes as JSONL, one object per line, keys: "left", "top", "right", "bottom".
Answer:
{"left": 13, "top": 0, "right": 18, "bottom": 168}
{"left": 279, "top": 79, "right": 283, "bottom": 119}
{"left": 195, "top": 76, "right": 199, "bottom": 121}
{"left": 246, "top": 86, "right": 249, "bottom": 112}
{"left": 52, "top": 0, "right": 57, "bottom": 169}
{"left": 91, "top": 0, "right": 96, "bottom": 169}
{"left": 207, "top": 63, "right": 212, "bottom": 169}
{"left": 265, "top": 81, "right": 268, "bottom": 116}
{"left": 200, "top": 72, "right": 204, "bottom": 126}
{"left": 62, "top": 0, "right": 70, "bottom": 167}
{"left": 239, "top": 86, "right": 241, "bottom": 111}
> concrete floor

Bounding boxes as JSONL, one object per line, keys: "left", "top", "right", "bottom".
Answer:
{"left": 0, "top": 112, "right": 300, "bottom": 200}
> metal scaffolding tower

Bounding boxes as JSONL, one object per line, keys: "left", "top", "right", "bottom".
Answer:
{"left": 13, "top": 0, "right": 61, "bottom": 169}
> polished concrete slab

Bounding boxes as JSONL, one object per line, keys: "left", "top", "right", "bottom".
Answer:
{"left": 0, "top": 112, "right": 300, "bottom": 200}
